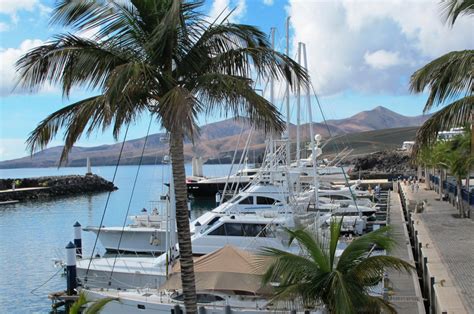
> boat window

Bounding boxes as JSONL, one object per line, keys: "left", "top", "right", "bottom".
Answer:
{"left": 246, "top": 171, "right": 257, "bottom": 176}
{"left": 208, "top": 224, "right": 226, "bottom": 236}
{"left": 207, "top": 216, "right": 221, "bottom": 226}
{"left": 209, "top": 223, "right": 275, "bottom": 237}
{"left": 256, "top": 196, "right": 276, "bottom": 205}
{"left": 242, "top": 223, "right": 265, "bottom": 237}
{"left": 238, "top": 196, "right": 253, "bottom": 205}
{"left": 329, "top": 195, "right": 350, "bottom": 200}
{"left": 225, "top": 223, "right": 243, "bottom": 236}
{"left": 172, "top": 294, "right": 224, "bottom": 303}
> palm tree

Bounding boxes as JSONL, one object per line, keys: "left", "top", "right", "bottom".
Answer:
{"left": 15, "top": 1, "right": 308, "bottom": 312}
{"left": 437, "top": 133, "right": 473, "bottom": 217}
{"left": 260, "top": 221, "right": 414, "bottom": 314}
{"left": 409, "top": 0, "right": 473, "bottom": 156}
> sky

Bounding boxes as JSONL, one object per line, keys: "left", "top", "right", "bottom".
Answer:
{"left": 0, "top": 0, "right": 473, "bottom": 161}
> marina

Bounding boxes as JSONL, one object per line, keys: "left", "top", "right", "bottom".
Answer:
{"left": 0, "top": 1, "right": 472, "bottom": 313}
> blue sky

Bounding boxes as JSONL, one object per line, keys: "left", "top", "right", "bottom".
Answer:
{"left": 0, "top": 0, "right": 472, "bottom": 161}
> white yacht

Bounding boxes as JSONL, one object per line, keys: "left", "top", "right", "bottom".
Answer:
{"left": 76, "top": 213, "right": 306, "bottom": 289}
{"left": 81, "top": 246, "right": 325, "bottom": 314}
{"left": 83, "top": 209, "right": 173, "bottom": 254}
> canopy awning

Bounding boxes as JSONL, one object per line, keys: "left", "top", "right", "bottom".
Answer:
{"left": 160, "top": 245, "right": 272, "bottom": 295}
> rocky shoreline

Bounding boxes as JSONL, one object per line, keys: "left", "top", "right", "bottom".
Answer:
{"left": 0, "top": 175, "right": 117, "bottom": 202}
{"left": 348, "top": 150, "right": 417, "bottom": 180}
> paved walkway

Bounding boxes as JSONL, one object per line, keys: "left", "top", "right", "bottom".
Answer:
{"left": 402, "top": 182, "right": 474, "bottom": 312}
{"left": 387, "top": 191, "right": 424, "bottom": 314}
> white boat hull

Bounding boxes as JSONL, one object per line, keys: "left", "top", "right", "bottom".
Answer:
{"left": 84, "top": 227, "right": 173, "bottom": 253}
{"left": 84, "top": 289, "right": 325, "bottom": 314}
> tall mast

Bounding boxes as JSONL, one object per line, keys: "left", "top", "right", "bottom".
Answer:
{"left": 302, "top": 43, "right": 319, "bottom": 206}
{"left": 296, "top": 42, "right": 302, "bottom": 166}
{"left": 269, "top": 27, "right": 276, "bottom": 160}
{"left": 285, "top": 17, "right": 291, "bottom": 166}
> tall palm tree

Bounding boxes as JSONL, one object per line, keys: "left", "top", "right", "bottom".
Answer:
{"left": 15, "top": 1, "right": 308, "bottom": 312}
{"left": 437, "top": 133, "right": 473, "bottom": 216}
{"left": 409, "top": 0, "right": 473, "bottom": 156}
{"left": 260, "top": 221, "right": 414, "bottom": 314}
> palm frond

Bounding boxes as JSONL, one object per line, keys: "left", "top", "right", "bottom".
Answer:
{"left": 157, "top": 86, "right": 201, "bottom": 139}
{"left": 412, "top": 96, "right": 473, "bottom": 155}
{"left": 337, "top": 226, "right": 396, "bottom": 273}
{"left": 441, "top": 0, "right": 474, "bottom": 26}
{"left": 409, "top": 50, "right": 474, "bottom": 112}
{"left": 15, "top": 34, "right": 135, "bottom": 97}
{"left": 26, "top": 95, "right": 147, "bottom": 164}
{"left": 193, "top": 73, "right": 284, "bottom": 133}
{"left": 69, "top": 291, "right": 89, "bottom": 314}
{"left": 84, "top": 297, "right": 117, "bottom": 314}
{"left": 285, "top": 228, "right": 330, "bottom": 272}
{"left": 259, "top": 247, "right": 320, "bottom": 283}
{"left": 351, "top": 255, "right": 414, "bottom": 285}
{"left": 328, "top": 218, "right": 342, "bottom": 269}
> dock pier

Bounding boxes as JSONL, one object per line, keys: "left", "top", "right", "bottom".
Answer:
{"left": 398, "top": 181, "right": 471, "bottom": 313}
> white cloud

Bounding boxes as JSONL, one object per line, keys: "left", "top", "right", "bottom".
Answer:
{"left": 287, "top": 0, "right": 473, "bottom": 95}
{"left": 263, "top": 0, "right": 274, "bottom": 6}
{"left": 0, "top": 0, "right": 50, "bottom": 23}
{"left": 364, "top": 50, "right": 403, "bottom": 69}
{"left": 0, "top": 39, "right": 57, "bottom": 97}
{"left": 208, "top": 0, "right": 247, "bottom": 23}
{"left": 0, "top": 0, "right": 37, "bottom": 15}
{"left": 0, "top": 22, "right": 9, "bottom": 32}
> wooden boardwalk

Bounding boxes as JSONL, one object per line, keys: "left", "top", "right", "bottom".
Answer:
{"left": 386, "top": 190, "right": 425, "bottom": 314}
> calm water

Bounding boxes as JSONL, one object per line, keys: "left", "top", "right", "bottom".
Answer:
{"left": 0, "top": 164, "right": 233, "bottom": 313}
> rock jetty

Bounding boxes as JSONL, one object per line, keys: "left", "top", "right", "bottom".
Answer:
{"left": 349, "top": 150, "right": 416, "bottom": 180}
{"left": 0, "top": 175, "right": 117, "bottom": 202}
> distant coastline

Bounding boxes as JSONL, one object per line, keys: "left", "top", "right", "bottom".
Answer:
{"left": 0, "top": 107, "right": 426, "bottom": 170}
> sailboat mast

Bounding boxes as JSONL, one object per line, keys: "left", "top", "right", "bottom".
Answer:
{"left": 296, "top": 42, "right": 302, "bottom": 166}
{"left": 285, "top": 17, "right": 291, "bottom": 166}
{"left": 302, "top": 43, "right": 319, "bottom": 206}
{"left": 269, "top": 27, "right": 276, "bottom": 160}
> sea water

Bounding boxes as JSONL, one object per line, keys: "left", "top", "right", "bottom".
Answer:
{"left": 0, "top": 164, "right": 234, "bottom": 313}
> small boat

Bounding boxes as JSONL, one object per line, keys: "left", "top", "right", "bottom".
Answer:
{"left": 83, "top": 208, "right": 172, "bottom": 254}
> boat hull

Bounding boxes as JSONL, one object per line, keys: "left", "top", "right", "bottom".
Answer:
{"left": 85, "top": 227, "right": 171, "bottom": 254}
{"left": 84, "top": 290, "right": 324, "bottom": 314}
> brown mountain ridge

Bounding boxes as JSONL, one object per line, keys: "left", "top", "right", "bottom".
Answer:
{"left": 0, "top": 106, "right": 429, "bottom": 168}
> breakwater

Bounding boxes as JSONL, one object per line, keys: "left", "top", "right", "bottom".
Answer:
{"left": 0, "top": 175, "right": 117, "bottom": 202}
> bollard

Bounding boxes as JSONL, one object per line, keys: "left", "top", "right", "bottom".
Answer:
{"left": 65, "top": 242, "right": 77, "bottom": 295}
{"left": 73, "top": 222, "right": 82, "bottom": 258}
{"left": 215, "top": 192, "right": 221, "bottom": 206}
{"left": 430, "top": 277, "right": 436, "bottom": 314}
{"left": 224, "top": 305, "right": 231, "bottom": 314}
{"left": 198, "top": 306, "right": 206, "bottom": 314}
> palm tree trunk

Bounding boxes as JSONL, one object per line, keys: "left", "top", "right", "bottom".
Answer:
{"left": 169, "top": 129, "right": 197, "bottom": 314}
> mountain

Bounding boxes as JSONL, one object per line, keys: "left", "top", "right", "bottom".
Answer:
{"left": 0, "top": 106, "right": 430, "bottom": 169}
{"left": 325, "top": 106, "right": 429, "bottom": 133}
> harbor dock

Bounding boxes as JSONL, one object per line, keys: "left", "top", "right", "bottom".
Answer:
{"left": 398, "top": 181, "right": 472, "bottom": 313}
{"left": 386, "top": 189, "right": 425, "bottom": 313}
